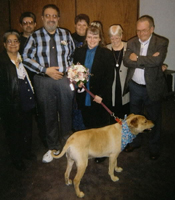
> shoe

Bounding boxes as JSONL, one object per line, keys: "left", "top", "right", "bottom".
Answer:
{"left": 42, "top": 150, "right": 60, "bottom": 163}
{"left": 150, "top": 153, "right": 159, "bottom": 160}
{"left": 124, "top": 144, "right": 141, "bottom": 152}
{"left": 95, "top": 157, "right": 106, "bottom": 163}
{"left": 42, "top": 150, "right": 53, "bottom": 163}
{"left": 13, "top": 160, "right": 26, "bottom": 171}
{"left": 25, "top": 153, "right": 37, "bottom": 161}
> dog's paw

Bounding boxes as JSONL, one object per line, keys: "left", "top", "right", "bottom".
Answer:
{"left": 65, "top": 179, "right": 72, "bottom": 185}
{"left": 111, "top": 175, "right": 119, "bottom": 182}
{"left": 115, "top": 167, "right": 123, "bottom": 173}
{"left": 77, "top": 191, "right": 84, "bottom": 198}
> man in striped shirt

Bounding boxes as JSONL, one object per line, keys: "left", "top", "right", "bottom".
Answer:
{"left": 23, "top": 4, "right": 75, "bottom": 163}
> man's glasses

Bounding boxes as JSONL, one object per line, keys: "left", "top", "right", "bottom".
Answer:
{"left": 6, "top": 39, "right": 19, "bottom": 45}
{"left": 22, "top": 21, "right": 34, "bottom": 26}
{"left": 137, "top": 28, "right": 150, "bottom": 34}
{"left": 44, "top": 14, "right": 58, "bottom": 19}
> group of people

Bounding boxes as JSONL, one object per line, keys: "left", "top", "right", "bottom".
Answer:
{"left": 0, "top": 3, "right": 169, "bottom": 171}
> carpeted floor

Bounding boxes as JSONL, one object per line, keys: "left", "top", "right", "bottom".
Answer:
{"left": 0, "top": 96, "right": 175, "bottom": 200}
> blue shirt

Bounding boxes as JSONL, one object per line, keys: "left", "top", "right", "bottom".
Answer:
{"left": 22, "top": 27, "right": 75, "bottom": 74}
{"left": 84, "top": 46, "right": 98, "bottom": 106}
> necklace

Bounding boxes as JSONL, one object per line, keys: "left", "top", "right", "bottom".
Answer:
{"left": 112, "top": 49, "right": 122, "bottom": 67}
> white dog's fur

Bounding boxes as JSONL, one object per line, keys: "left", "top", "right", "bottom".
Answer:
{"left": 52, "top": 114, "right": 154, "bottom": 198}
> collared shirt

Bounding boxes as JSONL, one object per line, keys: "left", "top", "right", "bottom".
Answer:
{"left": 11, "top": 53, "right": 34, "bottom": 93}
{"left": 132, "top": 35, "right": 152, "bottom": 85}
{"left": 22, "top": 27, "right": 75, "bottom": 74}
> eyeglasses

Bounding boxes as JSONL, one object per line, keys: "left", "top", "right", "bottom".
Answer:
{"left": 137, "top": 28, "right": 150, "bottom": 34}
{"left": 22, "top": 21, "right": 34, "bottom": 26}
{"left": 6, "top": 39, "right": 19, "bottom": 45}
{"left": 44, "top": 14, "right": 58, "bottom": 19}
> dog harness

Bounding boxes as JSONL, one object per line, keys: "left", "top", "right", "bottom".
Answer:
{"left": 121, "top": 115, "right": 136, "bottom": 151}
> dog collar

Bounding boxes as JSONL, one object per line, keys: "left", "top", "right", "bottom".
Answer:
{"left": 121, "top": 116, "right": 136, "bottom": 151}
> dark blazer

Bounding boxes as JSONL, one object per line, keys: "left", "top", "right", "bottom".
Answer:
{"left": 0, "top": 51, "right": 21, "bottom": 117}
{"left": 123, "top": 33, "right": 169, "bottom": 101}
{"left": 0, "top": 51, "right": 35, "bottom": 122}
{"left": 73, "top": 45, "right": 114, "bottom": 107}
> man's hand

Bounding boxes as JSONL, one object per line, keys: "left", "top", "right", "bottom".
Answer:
{"left": 45, "top": 67, "right": 63, "bottom": 80}
{"left": 162, "top": 64, "right": 168, "bottom": 72}
{"left": 152, "top": 52, "right": 160, "bottom": 57}
{"left": 93, "top": 95, "right": 102, "bottom": 104}
{"left": 129, "top": 53, "right": 138, "bottom": 61}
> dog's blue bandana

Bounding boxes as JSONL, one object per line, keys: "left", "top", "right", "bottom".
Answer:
{"left": 121, "top": 115, "right": 136, "bottom": 151}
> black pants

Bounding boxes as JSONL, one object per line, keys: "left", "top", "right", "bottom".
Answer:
{"left": 129, "top": 80, "right": 162, "bottom": 154}
{"left": 5, "top": 110, "right": 33, "bottom": 162}
{"left": 81, "top": 103, "right": 110, "bottom": 129}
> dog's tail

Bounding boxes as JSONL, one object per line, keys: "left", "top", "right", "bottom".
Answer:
{"left": 51, "top": 142, "right": 70, "bottom": 159}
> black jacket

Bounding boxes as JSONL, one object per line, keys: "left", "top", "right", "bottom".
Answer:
{"left": 0, "top": 51, "right": 22, "bottom": 120}
{"left": 73, "top": 45, "right": 114, "bottom": 108}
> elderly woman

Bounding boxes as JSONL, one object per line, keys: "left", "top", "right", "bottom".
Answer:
{"left": 73, "top": 24, "right": 114, "bottom": 129}
{"left": 106, "top": 25, "right": 129, "bottom": 121}
{"left": 0, "top": 30, "right": 35, "bottom": 171}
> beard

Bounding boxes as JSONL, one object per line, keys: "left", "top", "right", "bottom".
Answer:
{"left": 45, "top": 21, "right": 58, "bottom": 33}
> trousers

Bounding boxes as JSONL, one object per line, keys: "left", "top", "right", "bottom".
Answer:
{"left": 33, "top": 75, "right": 74, "bottom": 150}
{"left": 129, "top": 80, "right": 162, "bottom": 154}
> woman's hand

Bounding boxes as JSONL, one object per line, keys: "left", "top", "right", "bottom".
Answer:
{"left": 93, "top": 95, "right": 102, "bottom": 104}
{"left": 78, "top": 81, "right": 84, "bottom": 88}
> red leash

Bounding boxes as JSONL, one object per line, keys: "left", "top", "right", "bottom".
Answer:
{"left": 82, "top": 85, "right": 122, "bottom": 125}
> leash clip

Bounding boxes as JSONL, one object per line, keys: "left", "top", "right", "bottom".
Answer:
{"left": 111, "top": 112, "right": 122, "bottom": 125}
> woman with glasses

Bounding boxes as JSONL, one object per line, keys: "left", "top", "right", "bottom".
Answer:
{"left": 0, "top": 30, "right": 36, "bottom": 171}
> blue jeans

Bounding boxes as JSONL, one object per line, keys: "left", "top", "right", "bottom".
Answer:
{"left": 129, "top": 80, "right": 162, "bottom": 154}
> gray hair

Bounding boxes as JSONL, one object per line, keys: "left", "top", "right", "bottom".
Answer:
{"left": 108, "top": 25, "right": 123, "bottom": 37}
{"left": 3, "top": 30, "right": 20, "bottom": 43}
{"left": 138, "top": 15, "right": 155, "bottom": 28}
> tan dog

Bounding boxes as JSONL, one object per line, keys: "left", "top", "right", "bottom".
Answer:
{"left": 52, "top": 114, "right": 154, "bottom": 198}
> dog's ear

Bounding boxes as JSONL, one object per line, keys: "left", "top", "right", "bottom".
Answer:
{"left": 128, "top": 117, "right": 138, "bottom": 128}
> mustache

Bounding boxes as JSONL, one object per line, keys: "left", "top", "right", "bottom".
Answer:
{"left": 47, "top": 21, "right": 56, "bottom": 24}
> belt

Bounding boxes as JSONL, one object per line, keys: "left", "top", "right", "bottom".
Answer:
{"left": 131, "top": 80, "right": 146, "bottom": 87}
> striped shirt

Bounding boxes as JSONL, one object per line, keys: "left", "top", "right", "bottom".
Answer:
{"left": 22, "top": 27, "right": 75, "bottom": 74}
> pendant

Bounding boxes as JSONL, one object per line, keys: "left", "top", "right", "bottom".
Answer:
{"left": 116, "top": 63, "right": 119, "bottom": 67}
{"left": 52, "top": 46, "right": 55, "bottom": 49}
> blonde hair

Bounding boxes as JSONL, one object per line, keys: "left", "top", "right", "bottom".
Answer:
{"left": 108, "top": 25, "right": 123, "bottom": 37}
{"left": 85, "top": 24, "right": 106, "bottom": 47}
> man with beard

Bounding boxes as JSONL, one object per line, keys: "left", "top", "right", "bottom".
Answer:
{"left": 19, "top": 12, "right": 36, "bottom": 54}
{"left": 23, "top": 4, "right": 75, "bottom": 163}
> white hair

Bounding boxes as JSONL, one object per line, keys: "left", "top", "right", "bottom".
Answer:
{"left": 108, "top": 25, "right": 123, "bottom": 37}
